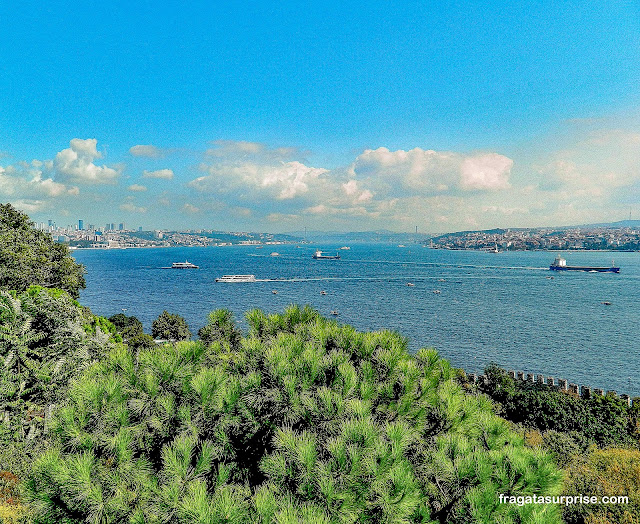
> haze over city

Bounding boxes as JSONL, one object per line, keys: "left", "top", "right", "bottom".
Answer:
{"left": 1, "top": 2, "right": 639, "bottom": 233}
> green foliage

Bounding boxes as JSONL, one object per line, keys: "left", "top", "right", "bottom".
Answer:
{"left": 151, "top": 310, "right": 191, "bottom": 341}
{"left": 480, "top": 364, "right": 637, "bottom": 448}
{"left": 0, "top": 203, "right": 85, "bottom": 298}
{"left": 26, "top": 306, "right": 563, "bottom": 523}
{"left": 108, "top": 312, "right": 147, "bottom": 347}
{"left": 0, "top": 470, "right": 28, "bottom": 524}
{"left": 563, "top": 448, "right": 640, "bottom": 524}
{"left": 0, "top": 286, "right": 119, "bottom": 476}
{"left": 198, "top": 309, "right": 242, "bottom": 349}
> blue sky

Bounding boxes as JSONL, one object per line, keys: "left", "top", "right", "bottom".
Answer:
{"left": 1, "top": 1, "right": 639, "bottom": 233}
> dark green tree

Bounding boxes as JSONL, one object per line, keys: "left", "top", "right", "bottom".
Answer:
{"left": 0, "top": 203, "right": 85, "bottom": 298}
{"left": 151, "top": 310, "right": 191, "bottom": 341}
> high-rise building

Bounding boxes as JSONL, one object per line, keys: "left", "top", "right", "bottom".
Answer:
{"left": 47, "top": 219, "right": 53, "bottom": 227}
{"left": 138, "top": 226, "right": 143, "bottom": 232}
{"left": 78, "top": 219, "right": 84, "bottom": 230}
{"left": 119, "top": 223, "right": 125, "bottom": 231}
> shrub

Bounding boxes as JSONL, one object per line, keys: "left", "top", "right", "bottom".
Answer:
{"left": 563, "top": 448, "right": 640, "bottom": 524}
{"left": 480, "top": 364, "right": 637, "bottom": 447}
{"left": 25, "top": 306, "right": 563, "bottom": 523}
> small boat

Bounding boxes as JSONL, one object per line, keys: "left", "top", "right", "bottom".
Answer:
{"left": 330, "top": 310, "right": 339, "bottom": 316}
{"left": 163, "top": 261, "right": 198, "bottom": 269}
{"left": 339, "top": 246, "right": 351, "bottom": 250}
{"left": 433, "top": 290, "right": 441, "bottom": 294}
{"left": 601, "top": 301, "right": 612, "bottom": 306}
{"left": 312, "top": 249, "right": 340, "bottom": 260}
{"left": 549, "top": 256, "right": 620, "bottom": 273}
{"left": 215, "top": 275, "right": 257, "bottom": 283}
{"left": 272, "top": 290, "right": 278, "bottom": 294}
{"left": 407, "top": 283, "right": 415, "bottom": 287}
{"left": 270, "top": 252, "right": 280, "bottom": 257}
{"left": 320, "top": 290, "right": 327, "bottom": 295}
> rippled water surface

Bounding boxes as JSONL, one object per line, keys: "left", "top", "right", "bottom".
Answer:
{"left": 73, "top": 245, "right": 640, "bottom": 395}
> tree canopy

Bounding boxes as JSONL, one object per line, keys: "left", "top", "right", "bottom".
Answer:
{"left": 0, "top": 204, "right": 85, "bottom": 298}
{"left": 151, "top": 310, "right": 191, "bottom": 341}
{"left": 25, "top": 305, "right": 563, "bottom": 523}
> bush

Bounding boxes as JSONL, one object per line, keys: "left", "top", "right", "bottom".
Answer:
{"left": 480, "top": 364, "right": 637, "bottom": 448}
{"left": 563, "top": 448, "right": 640, "bottom": 524}
{"left": 25, "top": 306, "right": 563, "bottom": 523}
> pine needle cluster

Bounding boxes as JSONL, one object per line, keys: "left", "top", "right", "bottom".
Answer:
{"left": 23, "top": 305, "right": 563, "bottom": 523}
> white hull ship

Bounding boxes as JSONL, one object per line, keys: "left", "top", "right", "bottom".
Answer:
{"left": 215, "top": 274, "right": 257, "bottom": 283}
{"left": 162, "top": 261, "right": 198, "bottom": 269}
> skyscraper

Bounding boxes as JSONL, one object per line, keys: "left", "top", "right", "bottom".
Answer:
{"left": 78, "top": 219, "right": 84, "bottom": 230}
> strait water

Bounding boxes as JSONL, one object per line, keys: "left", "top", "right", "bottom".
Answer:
{"left": 73, "top": 245, "right": 640, "bottom": 395}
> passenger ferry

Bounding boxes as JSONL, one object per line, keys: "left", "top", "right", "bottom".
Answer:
{"left": 162, "top": 261, "right": 199, "bottom": 269}
{"left": 215, "top": 274, "right": 257, "bottom": 283}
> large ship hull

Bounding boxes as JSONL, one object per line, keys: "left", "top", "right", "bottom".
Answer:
{"left": 549, "top": 266, "right": 620, "bottom": 273}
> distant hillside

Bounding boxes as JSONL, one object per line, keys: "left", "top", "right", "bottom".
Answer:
{"left": 286, "top": 230, "right": 430, "bottom": 243}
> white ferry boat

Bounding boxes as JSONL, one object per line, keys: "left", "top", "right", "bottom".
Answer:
{"left": 215, "top": 274, "right": 257, "bottom": 283}
{"left": 162, "top": 261, "right": 199, "bottom": 269}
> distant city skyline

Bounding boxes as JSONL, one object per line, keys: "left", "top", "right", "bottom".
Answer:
{"left": 1, "top": 2, "right": 639, "bottom": 233}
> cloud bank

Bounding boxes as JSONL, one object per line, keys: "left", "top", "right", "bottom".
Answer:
{"left": 3, "top": 126, "right": 640, "bottom": 231}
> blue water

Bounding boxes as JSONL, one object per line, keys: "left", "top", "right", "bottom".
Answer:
{"left": 72, "top": 245, "right": 640, "bottom": 395}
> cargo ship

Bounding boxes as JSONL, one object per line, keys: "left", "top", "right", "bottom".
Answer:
{"left": 549, "top": 256, "right": 619, "bottom": 273}
{"left": 312, "top": 249, "right": 341, "bottom": 260}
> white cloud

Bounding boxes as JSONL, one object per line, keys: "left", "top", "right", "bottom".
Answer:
{"left": 342, "top": 180, "right": 373, "bottom": 202}
{"left": 459, "top": 153, "right": 512, "bottom": 190}
{"left": 128, "top": 184, "right": 147, "bottom": 192}
{"left": 206, "top": 140, "right": 265, "bottom": 157}
{"left": 54, "top": 139, "right": 119, "bottom": 184}
{"left": 0, "top": 163, "right": 78, "bottom": 198}
{"left": 349, "top": 147, "right": 512, "bottom": 195}
{"left": 8, "top": 199, "right": 47, "bottom": 213}
{"left": 190, "top": 161, "right": 328, "bottom": 200}
{"left": 129, "top": 144, "right": 161, "bottom": 157}
{"left": 182, "top": 203, "right": 200, "bottom": 214}
{"left": 119, "top": 202, "right": 147, "bottom": 213}
{"left": 142, "top": 168, "right": 174, "bottom": 180}
{"left": 267, "top": 212, "right": 299, "bottom": 222}
{"left": 205, "top": 140, "right": 301, "bottom": 161}
{"left": 534, "top": 128, "right": 640, "bottom": 197}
